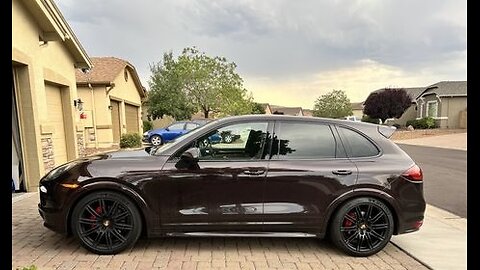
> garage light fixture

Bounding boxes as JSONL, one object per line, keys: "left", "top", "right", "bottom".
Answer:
{"left": 73, "top": 98, "right": 84, "bottom": 111}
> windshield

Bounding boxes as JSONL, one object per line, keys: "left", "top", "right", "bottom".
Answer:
{"left": 151, "top": 119, "right": 219, "bottom": 155}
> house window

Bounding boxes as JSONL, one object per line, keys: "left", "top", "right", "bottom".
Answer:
{"left": 426, "top": 101, "right": 438, "bottom": 117}
{"left": 124, "top": 69, "right": 129, "bottom": 82}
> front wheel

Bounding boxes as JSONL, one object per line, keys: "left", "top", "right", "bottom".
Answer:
{"left": 71, "top": 191, "right": 142, "bottom": 255}
{"left": 329, "top": 197, "right": 394, "bottom": 257}
{"left": 150, "top": 135, "right": 163, "bottom": 146}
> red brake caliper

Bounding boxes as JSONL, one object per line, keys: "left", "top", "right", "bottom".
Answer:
{"left": 89, "top": 205, "right": 103, "bottom": 228}
{"left": 343, "top": 211, "right": 356, "bottom": 228}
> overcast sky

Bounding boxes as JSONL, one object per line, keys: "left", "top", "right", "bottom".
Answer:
{"left": 58, "top": 0, "right": 466, "bottom": 109}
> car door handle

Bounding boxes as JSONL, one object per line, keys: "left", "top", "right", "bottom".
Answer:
{"left": 243, "top": 170, "right": 266, "bottom": 175}
{"left": 332, "top": 170, "right": 352, "bottom": 175}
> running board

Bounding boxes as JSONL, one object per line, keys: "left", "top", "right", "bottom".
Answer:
{"left": 165, "top": 232, "right": 318, "bottom": 238}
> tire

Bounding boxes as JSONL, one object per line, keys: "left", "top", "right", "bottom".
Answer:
{"left": 150, "top": 135, "right": 163, "bottom": 146}
{"left": 71, "top": 191, "right": 142, "bottom": 255}
{"left": 223, "top": 134, "right": 234, "bottom": 143}
{"left": 329, "top": 197, "right": 394, "bottom": 257}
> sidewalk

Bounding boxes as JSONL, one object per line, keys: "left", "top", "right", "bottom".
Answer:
{"left": 391, "top": 132, "right": 467, "bottom": 270}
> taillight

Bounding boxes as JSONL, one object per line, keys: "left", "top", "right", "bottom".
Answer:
{"left": 402, "top": 164, "right": 423, "bottom": 182}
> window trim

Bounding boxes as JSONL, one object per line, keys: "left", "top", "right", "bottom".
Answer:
{"left": 334, "top": 124, "right": 382, "bottom": 159}
{"left": 426, "top": 100, "right": 438, "bottom": 118}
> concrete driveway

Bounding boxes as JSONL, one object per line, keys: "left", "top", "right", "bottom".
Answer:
{"left": 12, "top": 193, "right": 428, "bottom": 270}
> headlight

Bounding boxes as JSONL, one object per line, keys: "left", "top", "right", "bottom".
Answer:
{"left": 143, "top": 131, "right": 149, "bottom": 136}
{"left": 39, "top": 186, "right": 47, "bottom": 193}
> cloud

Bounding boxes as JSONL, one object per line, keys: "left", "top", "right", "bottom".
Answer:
{"left": 56, "top": 0, "right": 466, "bottom": 108}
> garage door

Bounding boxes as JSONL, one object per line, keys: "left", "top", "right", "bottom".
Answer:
{"left": 45, "top": 83, "right": 67, "bottom": 166}
{"left": 111, "top": 100, "right": 121, "bottom": 143}
{"left": 125, "top": 104, "right": 139, "bottom": 134}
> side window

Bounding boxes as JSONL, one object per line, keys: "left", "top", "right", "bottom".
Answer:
{"left": 272, "top": 122, "right": 336, "bottom": 159}
{"left": 185, "top": 123, "right": 199, "bottom": 131}
{"left": 194, "top": 122, "right": 269, "bottom": 160}
{"left": 168, "top": 123, "right": 185, "bottom": 130}
{"left": 337, "top": 126, "right": 379, "bottom": 157}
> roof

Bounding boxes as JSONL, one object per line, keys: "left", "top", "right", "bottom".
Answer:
{"left": 421, "top": 81, "right": 467, "bottom": 97}
{"left": 76, "top": 57, "right": 146, "bottom": 98}
{"left": 269, "top": 105, "right": 303, "bottom": 116}
{"left": 20, "top": 0, "right": 91, "bottom": 68}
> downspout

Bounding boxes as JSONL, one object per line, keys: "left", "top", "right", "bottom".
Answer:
{"left": 89, "top": 83, "right": 98, "bottom": 149}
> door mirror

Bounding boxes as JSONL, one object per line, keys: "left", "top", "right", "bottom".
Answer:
{"left": 175, "top": 147, "right": 201, "bottom": 170}
{"left": 165, "top": 127, "right": 170, "bottom": 131}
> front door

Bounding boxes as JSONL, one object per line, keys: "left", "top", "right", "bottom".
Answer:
{"left": 155, "top": 121, "right": 272, "bottom": 232}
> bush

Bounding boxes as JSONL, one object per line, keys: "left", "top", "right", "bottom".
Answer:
{"left": 120, "top": 133, "right": 142, "bottom": 148}
{"left": 143, "top": 120, "right": 153, "bottom": 133}
{"left": 406, "top": 117, "right": 436, "bottom": 129}
{"left": 361, "top": 115, "right": 380, "bottom": 124}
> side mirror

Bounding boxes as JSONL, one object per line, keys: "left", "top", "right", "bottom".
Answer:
{"left": 165, "top": 127, "right": 170, "bottom": 131}
{"left": 181, "top": 147, "right": 200, "bottom": 161}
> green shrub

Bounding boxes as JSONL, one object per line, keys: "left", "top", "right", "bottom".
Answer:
{"left": 143, "top": 120, "right": 153, "bottom": 133}
{"left": 406, "top": 117, "right": 436, "bottom": 129}
{"left": 17, "top": 266, "right": 37, "bottom": 270}
{"left": 361, "top": 115, "right": 380, "bottom": 124}
{"left": 120, "top": 133, "right": 142, "bottom": 148}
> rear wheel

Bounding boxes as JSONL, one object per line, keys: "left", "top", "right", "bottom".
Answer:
{"left": 71, "top": 191, "right": 142, "bottom": 255}
{"left": 329, "top": 197, "right": 394, "bottom": 256}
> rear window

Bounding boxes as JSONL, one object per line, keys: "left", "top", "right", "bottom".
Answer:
{"left": 337, "top": 126, "right": 379, "bottom": 157}
{"left": 272, "top": 122, "right": 336, "bottom": 159}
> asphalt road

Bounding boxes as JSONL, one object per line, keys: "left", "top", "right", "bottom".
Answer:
{"left": 397, "top": 144, "right": 467, "bottom": 218}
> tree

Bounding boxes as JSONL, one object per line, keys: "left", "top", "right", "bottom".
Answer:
{"left": 313, "top": 90, "right": 353, "bottom": 118}
{"left": 147, "top": 47, "right": 253, "bottom": 120}
{"left": 363, "top": 88, "right": 412, "bottom": 123}
{"left": 250, "top": 102, "right": 266, "bottom": 114}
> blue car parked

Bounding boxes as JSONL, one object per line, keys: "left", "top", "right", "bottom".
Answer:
{"left": 143, "top": 120, "right": 210, "bottom": 146}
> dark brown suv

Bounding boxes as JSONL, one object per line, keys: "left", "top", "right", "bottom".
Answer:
{"left": 38, "top": 115, "right": 425, "bottom": 256}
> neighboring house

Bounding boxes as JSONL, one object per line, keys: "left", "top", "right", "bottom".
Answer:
{"left": 12, "top": 0, "right": 92, "bottom": 191}
{"left": 350, "top": 102, "right": 364, "bottom": 119}
{"left": 76, "top": 57, "right": 147, "bottom": 148}
{"left": 416, "top": 81, "right": 467, "bottom": 128}
{"left": 381, "top": 87, "right": 426, "bottom": 126}
{"left": 266, "top": 104, "right": 304, "bottom": 116}
{"left": 302, "top": 109, "right": 314, "bottom": 117}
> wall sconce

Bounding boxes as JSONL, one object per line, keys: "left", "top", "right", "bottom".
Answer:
{"left": 73, "top": 98, "right": 84, "bottom": 111}
{"left": 108, "top": 105, "right": 113, "bottom": 110}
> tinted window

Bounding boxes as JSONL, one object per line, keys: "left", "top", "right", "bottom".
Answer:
{"left": 272, "top": 122, "right": 336, "bottom": 159}
{"left": 168, "top": 123, "right": 185, "bottom": 130}
{"left": 185, "top": 123, "right": 199, "bottom": 130}
{"left": 337, "top": 126, "right": 379, "bottom": 157}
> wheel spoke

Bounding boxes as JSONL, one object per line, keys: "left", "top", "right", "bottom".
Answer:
{"left": 93, "top": 230, "right": 105, "bottom": 247}
{"left": 356, "top": 235, "right": 363, "bottom": 251}
{"left": 111, "top": 229, "right": 127, "bottom": 243}
{"left": 81, "top": 224, "right": 100, "bottom": 236}
{"left": 345, "top": 231, "right": 359, "bottom": 244}
{"left": 371, "top": 223, "right": 389, "bottom": 230}
{"left": 365, "top": 232, "right": 374, "bottom": 249}
{"left": 341, "top": 225, "right": 357, "bottom": 232}
{"left": 344, "top": 213, "right": 357, "bottom": 224}
{"left": 370, "top": 211, "right": 384, "bottom": 223}
{"left": 113, "top": 210, "right": 129, "bottom": 221}
{"left": 85, "top": 205, "right": 100, "bottom": 218}
{"left": 108, "top": 201, "right": 119, "bottom": 217}
{"left": 115, "top": 223, "right": 133, "bottom": 231}
{"left": 79, "top": 218, "right": 97, "bottom": 225}
{"left": 369, "top": 229, "right": 385, "bottom": 241}
{"left": 354, "top": 206, "right": 363, "bottom": 220}
{"left": 366, "top": 205, "right": 373, "bottom": 220}
{"left": 105, "top": 230, "right": 113, "bottom": 248}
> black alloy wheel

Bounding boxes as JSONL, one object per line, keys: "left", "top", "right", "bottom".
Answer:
{"left": 330, "top": 197, "right": 394, "bottom": 256}
{"left": 71, "top": 191, "right": 142, "bottom": 255}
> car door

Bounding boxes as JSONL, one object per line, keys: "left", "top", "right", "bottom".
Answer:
{"left": 264, "top": 120, "right": 358, "bottom": 233}
{"left": 155, "top": 120, "right": 273, "bottom": 232}
{"left": 163, "top": 122, "right": 186, "bottom": 141}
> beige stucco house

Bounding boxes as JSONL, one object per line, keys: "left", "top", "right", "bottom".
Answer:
{"left": 12, "top": 0, "right": 92, "bottom": 191}
{"left": 76, "top": 57, "right": 147, "bottom": 149}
